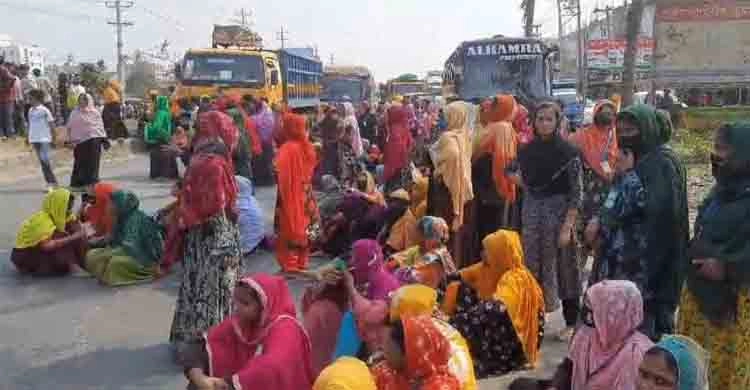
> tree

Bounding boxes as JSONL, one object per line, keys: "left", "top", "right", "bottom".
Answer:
{"left": 79, "top": 62, "right": 108, "bottom": 93}
{"left": 125, "top": 51, "right": 158, "bottom": 97}
{"left": 622, "top": 0, "right": 644, "bottom": 107}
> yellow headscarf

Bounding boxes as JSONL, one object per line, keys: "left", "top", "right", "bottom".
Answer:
{"left": 388, "top": 285, "right": 478, "bottom": 390}
{"left": 389, "top": 284, "right": 437, "bottom": 322}
{"left": 313, "top": 357, "right": 376, "bottom": 390}
{"left": 433, "top": 101, "right": 474, "bottom": 231}
{"left": 15, "top": 189, "right": 74, "bottom": 249}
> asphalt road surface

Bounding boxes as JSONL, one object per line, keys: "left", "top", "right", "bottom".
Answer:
{"left": 0, "top": 156, "right": 568, "bottom": 390}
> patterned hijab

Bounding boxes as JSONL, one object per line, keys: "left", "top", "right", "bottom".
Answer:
{"left": 402, "top": 316, "right": 461, "bottom": 388}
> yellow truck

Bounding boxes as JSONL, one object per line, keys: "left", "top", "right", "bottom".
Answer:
{"left": 174, "top": 25, "right": 322, "bottom": 110}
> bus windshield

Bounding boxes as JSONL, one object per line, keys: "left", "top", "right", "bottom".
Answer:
{"left": 182, "top": 53, "right": 266, "bottom": 87}
{"left": 322, "top": 77, "right": 363, "bottom": 102}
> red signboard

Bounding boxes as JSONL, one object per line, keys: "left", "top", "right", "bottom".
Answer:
{"left": 657, "top": 1, "right": 750, "bottom": 22}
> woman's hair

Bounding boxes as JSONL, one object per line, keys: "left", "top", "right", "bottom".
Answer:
{"left": 530, "top": 101, "right": 562, "bottom": 131}
{"left": 390, "top": 319, "right": 406, "bottom": 353}
{"left": 644, "top": 347, "right": 679, "bottom": 376}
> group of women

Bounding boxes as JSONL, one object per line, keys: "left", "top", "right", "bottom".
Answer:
{"left": 10, "top": 86, "right": 750, "bottom": 389}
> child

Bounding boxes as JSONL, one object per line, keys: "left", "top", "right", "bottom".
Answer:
{"left": 27, "top": 89, "right": 58, "bottom": 191}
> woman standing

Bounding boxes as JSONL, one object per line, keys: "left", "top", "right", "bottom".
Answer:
{"left": 275, "top": 112, "right": 318, "bottom": 273}
{"left": 144, "top": 96, "right": 178, "bottom": 180}
{"left": 382, "top": 104, "right": 414, "bottom": 192}
{"left": 252, "top": 99, "right": 276, "bottom": 186}
{"left": 67, "top": 93, "right": 108, "bottom": 190}
{"left": 318, "top": 107, "right": 343, "bottom": 179}
{"left": 168, "top": 111, "right": 242, "bottom": 355}
{"left": 472, "top": 95, "right": 520, "bottom": 242}
{"left": 515, "top": 101, "right": 583, "bottom": 341}
{"left": 678, "top": 122, "right": 750, "bottom": 390}
{"left": 428, "top": 101, "right": 474, "bottom": 268}
{"left": 101, "top": 79, "right": 127, "bottom": 139}
{"left": 570, "top": 100, "right": 618, "bottom": 252}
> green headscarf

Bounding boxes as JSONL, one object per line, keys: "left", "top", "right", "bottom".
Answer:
{"left": 144, "top": 96, "right": 173, "bottom": 145}
{"left": 111, "top": 190, "right": 165, "bottom": 266}
{"left": 688, "top": 122, "right": 750, "bottom": 323}
{"left": 620, "top": 104, "right": 689, "bottom": 310}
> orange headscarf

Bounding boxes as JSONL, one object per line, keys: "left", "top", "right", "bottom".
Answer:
{"left": 373, "top": 316, "right": 461, "bottom": 390}
{"left": 475, "top": 94, "right": 518, "bottom": 203}
{"left": 570, "top": 100, "right": 618, "bottom": 179}
{"left": 85, "top": 182, "right": 116, "bottom": 236}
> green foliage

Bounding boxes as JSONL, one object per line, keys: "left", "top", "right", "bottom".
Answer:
{"left": 79, "top": 61, "right": 109, "bottom": 93}
{"left": 671, "top": 128, "right": 713, "bottom": 164}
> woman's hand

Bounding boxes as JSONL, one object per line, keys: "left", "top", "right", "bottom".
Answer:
{"left": 558, "top": 222, "right": 573, "bottom": 248}
{"left": 693, "top": 258, "right": 726, "bottom": 282}
{"left": 196, "top": 377, "right": 229, "bottom": 390}
{"left": 584, "top": 219, "right": 600, "bottom": 246}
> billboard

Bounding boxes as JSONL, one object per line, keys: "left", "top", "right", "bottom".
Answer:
{"left": 654, "top": 0, "right": 750, "bottom": 84}
{"left": 586, "top": 38, "right": 655, "bottom": 70}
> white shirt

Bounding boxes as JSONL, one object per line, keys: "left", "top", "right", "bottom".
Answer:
{"left": 28, "top": 105, "right": 54, "bottom": 143}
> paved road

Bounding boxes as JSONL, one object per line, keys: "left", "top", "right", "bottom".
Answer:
{"left": 0, "top": 156, "right": 568, "bottom": 390}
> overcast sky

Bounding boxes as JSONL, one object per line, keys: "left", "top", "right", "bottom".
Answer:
{"left": 0, "top": 0, "right": 610, "bottom": 81}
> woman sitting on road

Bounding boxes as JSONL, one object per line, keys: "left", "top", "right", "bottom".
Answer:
{"left": 85, "top": 190, "right": 165, "bottom": 286}
{"left": 181, "top": 274, "right": 314, "bottom": 390}
{"left": 441, "top": 229, "right": 545, "bottom": 378}
{"left": 371, "top": 315, "right": 461, "bottom": 390}
{"left": 11, "top": 188, "right": 88, "bottom": 276}
{"left": 636, "top": 335, "right": 709, "bottom": 390}
{"left": 81, "top": 182, "right": 117, "bottom": 237}
{"left": 314, "top": 357, "right": 377, "bottom": 390}
{"left": 388, "top": 216, "right": 456, "bottom": 289}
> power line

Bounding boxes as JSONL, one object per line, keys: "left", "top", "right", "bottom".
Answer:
{"left": 105, "top": 0, "right": 134, "bottom": 84}
{"left": 137, "top": 5, "right": 186, "bottom": 31}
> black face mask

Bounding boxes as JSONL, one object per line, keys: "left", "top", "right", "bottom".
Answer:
{"left": 618, "top": 135, "right": 642, "bottom": 153}
{"left": 594, "top": 112, "right": 614, "bottom": 127}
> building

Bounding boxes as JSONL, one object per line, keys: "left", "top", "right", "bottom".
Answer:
{"left": 0, "top": 34, "right": 46, "bottom": 73}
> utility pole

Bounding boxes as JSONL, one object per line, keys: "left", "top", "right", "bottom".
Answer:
{"left": 622, "top": 0, "right": 644, "bottom": 106}
{"left": 532, "top": 24, "right": 542, "bottom": 38}
{"left": 557, "top": 0, "right": 565, "bottom": 66}
{"left": 105, "top": 0, "right": 134, "bottom": 85}
{"left": 232, "top": 8, "right": 254, "bottom": 29}
{"left": 593, "top": 6, "right": 615, "bottom": 38}
{"left": 564, "top": 0, "right": 585, "bottom": 98}
{"left": 329, "top": 53, "right": 335, "bottom": 66}
{"left": 276, "top": 26, "right": 289, "bottom": 49}
{"left": 522, "top": 0, "right": 536, "bottom": 38}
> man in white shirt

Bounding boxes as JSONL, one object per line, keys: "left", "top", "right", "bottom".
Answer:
{"left": 27, "top": 89, "right": 58, "bottom": 189}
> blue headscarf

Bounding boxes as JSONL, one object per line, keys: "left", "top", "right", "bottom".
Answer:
{"left": 654, "top": 335, "right": 709, "bottom": 390}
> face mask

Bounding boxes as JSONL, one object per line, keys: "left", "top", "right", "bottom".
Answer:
{"left": 618, "top": 135, "right": 642, "bottom": 153}
{"left": 594, "top": 112, "right": 614, "bottom": 127}
{"left": 711, "top": 153, "right": 734, "bottom": 184}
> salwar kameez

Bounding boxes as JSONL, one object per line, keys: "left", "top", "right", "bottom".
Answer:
{"left": 85, "top": 247, "right": 156, "bottom": 286}
{"left": 70, "top": 137, "right": 104, "bottom": 188}
{"left": 169, "top": 214, "right": 242, "bottom": 346}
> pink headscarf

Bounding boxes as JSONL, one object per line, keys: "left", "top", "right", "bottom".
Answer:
{"left": 568, "top": 280, "right": 654, "bottom": 390}
{"left": 351, "top": 239, "right": 401, "bottom": 301}
{"left": 205, "top": 274, "right": 314, "bottom": 389}
{"left": 67, "top": 93, "right": 107, "bottom": 143}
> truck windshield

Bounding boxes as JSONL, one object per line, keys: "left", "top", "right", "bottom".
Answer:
{"left": 182, "top": 53, "right": 265, "bottom": 87}
{"left": 322, "top": 78, "right": 362, "bottom": 102}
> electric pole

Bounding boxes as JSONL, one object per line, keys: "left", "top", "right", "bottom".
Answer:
{"left": 557, "top": 0, "right": 565, "bottom": 65}
{"left": 329, "top": 53, "right": 335, "bottom": 66}
{"left": 622, "top": 0, "right": 645, "bottom": 106}
{"left": 276, "top": 26, "right": 289, "bottom": 49}
{"left": 105, "top": 0, "right": 134, "bottom": 85}
{"left": 593, "top": 6, "right": 615, "bottom": 38}
{"left": 522, "top": 0, "right": 537, "bottom": 37}
{"left": 564, "top": 0, "right": 585, "bottom": 97}
{"left": 232, "top": 8, "right": 254, "bottom": 30}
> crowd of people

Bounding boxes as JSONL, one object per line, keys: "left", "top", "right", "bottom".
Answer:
{"left": 8, "top": 84, "right": 750, "bottom": 390}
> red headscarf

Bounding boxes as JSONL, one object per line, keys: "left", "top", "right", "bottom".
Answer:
{"left": 569, "top": 99, "right": 619, "bottom": 179}
{"left": 219, "top": 94, "right": 263, "bottom": 156}
{"left": 85, "top": 182, "right": 117, "bottom": 236}
{"left": 513, "top": 104, "right": 534, "bottom": 145}
{"left": 382, "top": 106, "right": 414, "bottom": 183}
{"left": 195, "top": 111, "right": 240, "bottom": 154}
{"left": 205, "top": 274, "right": 314, "bottom": 389}
{"left": 373, "top": 315, "right": 461, "bottom": 390}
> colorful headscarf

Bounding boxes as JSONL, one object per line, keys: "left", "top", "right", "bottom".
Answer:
{"left": 569, "top": 280, "right": 654, "bottom": 390}
{"left": 475, "top": 94, "right": 519, "bottom": 203}
{"left": 313, "top": 357, "right": 376, "bottom": 390}
{"left": 389, "top": 284, "right": 437, "bottom": 322}
{"left": 144, "top": 96, "right": 173, "bottom": 145}
{"left": 417, "top": 216, "right": 449, "bottom": 243}
{"left": 433, "top": 101, "right": 474, "bottom": 231}
{"left": 67, "top": 93, "right": 106, "bottom": 143}
{"left": 351, "top": 239, "right": 401, "bottom": 301}
{"left": 570, "top": 99, "right": 618, "bottom": 179}
{"left": 85, "top": 182, "right": 116, "bottom": 237}
{"left": 195, "top": 111, "right": 240, "bottom": 154}
{"left": 402, "top": 316, "right": 461, "bottom": 389}
{"left": 653, "top": 335, "right": 709, "bottom": 390}
{"left": 15, "top": 188, "right": 73, "bottom": 249}
{"left": 110, "top": 190, "right": 164, "bottom": 266}
{"left": 206, "top": 273, "right": 314, "bottom": 389}
{"left": 342, "top": 102, "right": 364, "bottom": 156}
